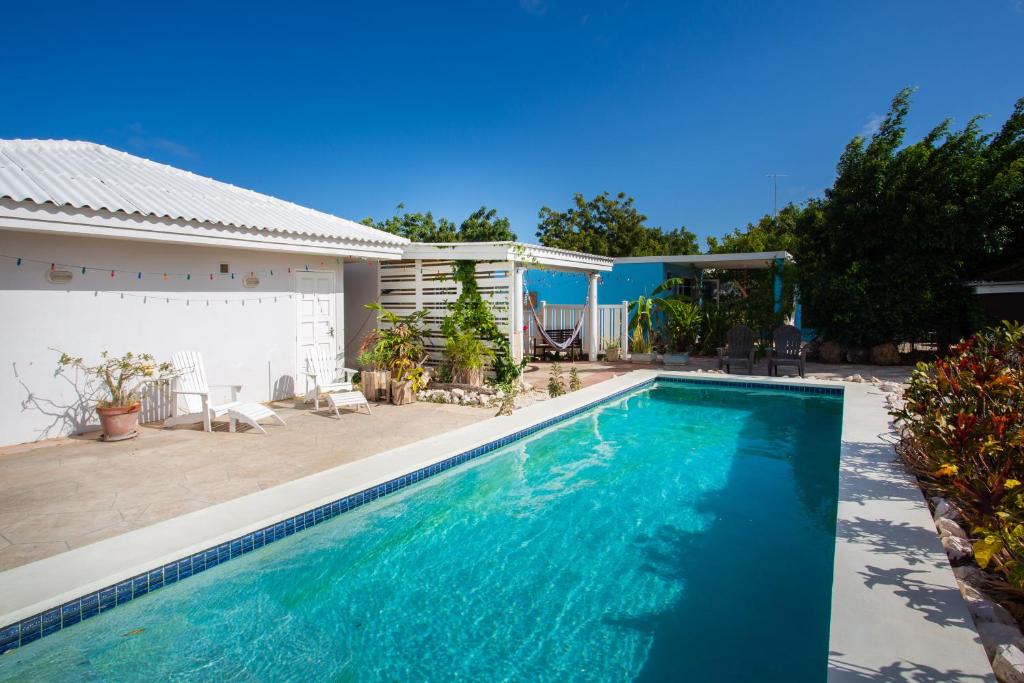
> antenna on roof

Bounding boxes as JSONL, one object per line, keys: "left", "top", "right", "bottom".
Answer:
{"left": 766, "top": 173, "right": 788, "bottom": 220}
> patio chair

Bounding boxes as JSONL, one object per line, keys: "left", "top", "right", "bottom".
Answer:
{"left": 768, "top": 324, "right": 806, "bottom": 377}
{"left": 717, "top": 324, "right": 756, "bottom": 374}
{"left": 304, "top": 347, "right": 358, "bottom": 411}
{"left": 164, "top": 350, "right": 285, "bottom": 434}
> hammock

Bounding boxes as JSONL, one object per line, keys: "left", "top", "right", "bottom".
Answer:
{"left": 526, "top": 295, "right": 589, "bottom": 352}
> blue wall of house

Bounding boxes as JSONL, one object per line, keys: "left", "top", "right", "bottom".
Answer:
{"left": 525, "top": 262, "right": 700, "bottom": 305}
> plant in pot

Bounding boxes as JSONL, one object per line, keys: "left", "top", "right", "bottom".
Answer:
{"left": 602, "top": 337, "right": 621, "bottom": 362}
{"left": 658, "top": 298, "right": 702, "bottom": 366}
{"left": 364, "top": 302, "right": 431, "bottom": 405}
{"left": 442, "top": 328, "right": 495, "bottom": 387}
{"left": 56, "top": 351, "right": 174, "bottom": 441}
{"left": 628, "top": 294, "right": 657, "bottom": 363}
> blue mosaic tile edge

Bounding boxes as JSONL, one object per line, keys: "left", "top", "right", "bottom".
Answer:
{"left": 0, "top": 374, "right": 839, "bottom": 655}
{"left": 657, "top": 375, "right": 844, "bottom": 396}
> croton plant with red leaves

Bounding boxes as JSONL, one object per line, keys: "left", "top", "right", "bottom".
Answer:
{"left": 894, "top": 321, "right": 1024, "bottom": 585}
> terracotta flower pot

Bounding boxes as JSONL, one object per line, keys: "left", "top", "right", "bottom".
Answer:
{"left": 96, "top": 403, "right": 140, "bottom": 441}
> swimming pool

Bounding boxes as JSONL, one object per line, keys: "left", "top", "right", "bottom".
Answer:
{"left": 0, "top": 380, "right": 843, "bottom": 681}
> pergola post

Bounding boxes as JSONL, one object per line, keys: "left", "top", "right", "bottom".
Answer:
{"left": 587, "top": 272, "right": 599, "bottom": 361}
{"left": 512, "top": 266, "right": 525, "bottom": 362}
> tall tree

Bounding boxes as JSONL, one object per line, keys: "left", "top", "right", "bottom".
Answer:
{"left": 795, "top": 89, "right": 1024, "bottom": 346}
{"left": 363, "top": 204, "right": 515, "bottom": 242}
{"left": 536, "top": 191, "right": 698, "bottom": 257}
{"left": 457, "top": 206, "right": 516, "bottom": 242}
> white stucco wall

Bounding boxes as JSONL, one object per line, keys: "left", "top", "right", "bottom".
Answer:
{"left": 0, "top": 231, "right": 345, "bottom": 447}
{"left": 342, "top": 260, "right": 379, "bottom": 363}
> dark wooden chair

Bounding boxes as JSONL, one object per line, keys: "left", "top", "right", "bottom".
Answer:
{"left": 717, "top": 324, "right": 756, "bottom": 374}
{"left": 533, "top": 329, "right": 582, "bottom": 360}
{"left": 769, "top": 324, "right": 806, "bottom": 377}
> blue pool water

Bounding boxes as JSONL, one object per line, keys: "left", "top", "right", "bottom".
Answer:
{"left": 0, "top": 381, "right": 843, "bottom": 682}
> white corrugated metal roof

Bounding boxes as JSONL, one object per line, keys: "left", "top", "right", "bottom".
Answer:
{"left": 0, "top": 139, "right": 406, "bottom": 247}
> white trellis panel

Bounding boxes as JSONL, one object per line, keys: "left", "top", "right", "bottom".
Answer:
{"left": 378, "top": 259, "right": 514, "bottom": 367}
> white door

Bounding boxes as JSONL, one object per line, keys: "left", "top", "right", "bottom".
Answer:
{"left": 296, "top": 271, "right": 337, "bottom": 384}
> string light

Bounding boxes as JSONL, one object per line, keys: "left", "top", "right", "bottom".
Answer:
{"left": 1, "top": 254, "right": 342, "bottom": 280}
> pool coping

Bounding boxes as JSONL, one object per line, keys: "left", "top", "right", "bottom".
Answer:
{"left": 0, "top": 371, "right": 993, "bottom": 680}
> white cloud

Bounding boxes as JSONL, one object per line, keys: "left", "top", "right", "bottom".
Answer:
{"left": 860, "top": 112, "right": 884, "bottom": 138}
{"left": 125, "top": 123, "right": 197, "bottom": 160}
{"left": 519, "top": 0, "right": 547, "bottom": 16}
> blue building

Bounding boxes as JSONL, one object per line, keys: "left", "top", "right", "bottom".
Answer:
{"left": 527, "top": 251, "right": 797, "bottom": 324}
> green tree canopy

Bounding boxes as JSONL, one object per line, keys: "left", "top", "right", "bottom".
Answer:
{"left": 794, "top": 89, "right": 1024, "bottom": 346}
{"left": 535, "top": 191, "right": 698, "bottom": 257}
{"left": 363, "top": 204, "right": 515, "bottom": 242}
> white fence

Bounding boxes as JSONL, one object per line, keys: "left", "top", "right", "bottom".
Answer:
{"left": 525, "top": 301, "right": 629, "bottom": 357}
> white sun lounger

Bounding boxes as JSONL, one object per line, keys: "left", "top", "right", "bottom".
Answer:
{"left": 304, "top": 347, "right": 358, "bottom": 410}
{"left": 326, "top": 391, "right": 372, "bottom": 418}
{"left": 164, "top": 350, "right": 285, "bottom": 434}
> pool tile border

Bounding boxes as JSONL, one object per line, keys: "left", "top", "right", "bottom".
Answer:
{"left": 0, "top": 375, "right": 841, "bottom": 655}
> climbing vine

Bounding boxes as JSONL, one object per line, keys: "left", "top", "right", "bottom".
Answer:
{"left": 442, "top": 260, "right": 523, "bottom": 383}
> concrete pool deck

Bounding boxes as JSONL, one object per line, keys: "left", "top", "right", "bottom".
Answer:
{"left": 0, "top": 369, "right": 993, "bottom": 680}
{"left": 0, "top": 400, "right": 488, "bottom": 571}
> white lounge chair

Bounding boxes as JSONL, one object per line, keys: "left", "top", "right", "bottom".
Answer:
{"left": 326, "top": 390, "right": 372, "bottom": 418}
{"left": 304, "top": 348, "right": 358, "bottom": 411}
{"left": 164, "top": 350, "right": 285, "bottom": 434}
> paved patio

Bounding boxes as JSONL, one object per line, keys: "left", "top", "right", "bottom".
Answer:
{"left": 0, "top": 399, "right": 488, "bottom": 571}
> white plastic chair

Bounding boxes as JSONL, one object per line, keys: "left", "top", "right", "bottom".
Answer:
{"left": 304, "top": 347, "right": 358, "bottom": 410}
{"left": 164, "top": 351, "right": 284, "bottom": 434}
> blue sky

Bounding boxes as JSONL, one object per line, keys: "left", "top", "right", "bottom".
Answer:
{"left": 2, "top": 1, "right": 1022, "bottom": 245}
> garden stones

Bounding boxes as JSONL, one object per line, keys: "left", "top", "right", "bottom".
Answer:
{"left": 870, "top": 342, "right": 900, "bottom": 365}
{"left": 819, "top": 340, "right": 844, "bottom": 364}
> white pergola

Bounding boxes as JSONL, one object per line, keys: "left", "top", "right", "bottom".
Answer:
{"left": 395, "top": 242, "right": 613, "bottom": 361}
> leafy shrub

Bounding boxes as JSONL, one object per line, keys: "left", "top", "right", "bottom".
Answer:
{"left": 548, "top": 363, "right": 566, "bottom": 398}
{"left": 894, "top": 321, "right": 1024, "bottom": 585}
{"left": 442, "top": 328, "right": 495, "bottom": 385}
{"left": 569, "top": 366, "right": 582, "bottom": 392}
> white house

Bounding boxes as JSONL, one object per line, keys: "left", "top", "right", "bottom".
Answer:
{"left": 0, "top": 139, "right": 407, "bottom": 446}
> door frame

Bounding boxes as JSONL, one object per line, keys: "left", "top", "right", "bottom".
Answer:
{"left": 294, "top": 269, "right": 340, "bottom": 387}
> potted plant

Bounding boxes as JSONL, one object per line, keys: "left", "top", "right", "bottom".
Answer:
{"left": 628, "top": 295, "right": 657, "bottom": 363}
{"left": 57, "top": 351, "right": 174, "bottom": 441}
{"left": 356, "top": 341, "right": 392, "bottom": 402}
{"left": 442, "top": 328, "right": 495, "bottom": 386}
{"left": 603, "top": 337, "right": 621, "bottom": 362}
{"left": 363, "top": 302, "right": 431, "bottom": 405}
{"left": 659, "top": 298, "right": 702, "bottom": 366}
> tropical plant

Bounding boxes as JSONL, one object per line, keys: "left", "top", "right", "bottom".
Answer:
{"left": 548, "top": 363, "right": 566, "bottom": 397}
{"left": 602, "top": 337, "right": 620, "bottom": 351}
{"left": 652, "top": 278, "right": 702, "bottom": 353}
{"left": 628, "top": 295, "right": 656, "bottom": 354}
{"left": 569, "top": 366, "right": 582, "bottom": 391}
{"left": 361, "top": 302, "right": 430, "bottom": 383}
{"left": 893, "top": 321, "right": 1024, "bottom": 587}
{"left": 56, "top": 351, "right": 174, "bottom": 407}
{"left": 697, "top": 302, "right": 737, "bottom": 355}
{"left": 443, "top": 328, "right": 496, "bottom": 385}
